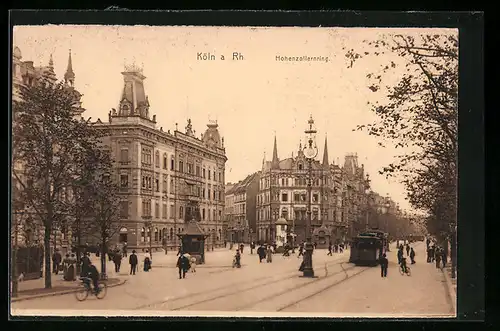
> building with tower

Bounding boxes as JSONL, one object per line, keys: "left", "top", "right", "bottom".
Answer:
{"left": 94, "top": 63, "right": 227, "bottom": 251}
{"left": 11, "top": 47, "right": 85, "bottom": 255}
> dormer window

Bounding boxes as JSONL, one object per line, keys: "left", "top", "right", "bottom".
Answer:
{"left": 298, "top": 163, "right": 303, "bottom": 170}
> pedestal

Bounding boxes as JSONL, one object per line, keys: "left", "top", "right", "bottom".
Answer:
{"left": 302, "top": 241, "right": 315, "bottom": 278}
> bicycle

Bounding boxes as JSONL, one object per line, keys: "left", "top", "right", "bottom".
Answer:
{"left": 399, "top": 265, "right": 411, "bottom": 276}
{"left": 75, "top": 277, "right": 107, "bottom": 301}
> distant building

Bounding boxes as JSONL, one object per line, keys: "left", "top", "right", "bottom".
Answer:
{"left": 224, "top": 172, "right": 260, "bottom": 243}
{"left": 93, "top": 63, "right": 227, "bottom": 251}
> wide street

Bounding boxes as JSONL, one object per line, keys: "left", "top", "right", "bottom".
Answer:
{"left": 11, "top": 242, "right": 454, "bottom": 317}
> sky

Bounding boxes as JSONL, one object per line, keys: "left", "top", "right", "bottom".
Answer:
{"left": 12, "top": 25, "right": 457, "bottom": 212}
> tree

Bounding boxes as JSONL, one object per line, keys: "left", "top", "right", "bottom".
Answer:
{"left": 343, "top": 34, "right": 458, "bottom": 256}
{"left": 12, "top": 78, "right": 96, "bottom": 288}
{"left": 83, "top": 148, "right": 122, "bottom": 280}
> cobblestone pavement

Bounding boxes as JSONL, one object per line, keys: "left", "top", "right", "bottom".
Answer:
{"left": 11, "top": 242, "right": 454, "bottom": 317}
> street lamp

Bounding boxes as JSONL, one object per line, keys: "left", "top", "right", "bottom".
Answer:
{"left": 302, "top": 115, "right": 318, "bottom": 278}
{"left": 364, "top": 174, "right": 371, "bottom": 231}
{"left": 143, "top": 216, "right": 153, "bottom": 261}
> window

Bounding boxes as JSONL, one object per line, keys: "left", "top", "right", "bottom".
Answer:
{"left": 163, "top": 154, "right": 168, "bottom": 169}
{"left": 154, "top": 228, "right": 159, "bottom": 242}
{"left": 197, "top": 186, "right": 201, "bottom": 197}
{"left": 170, "top": 157, "right": 175, "bottom": 170}
{"left": 282, "top": 193, "right": 288, "bottom": 202}
{"left": 179, "top": 206, "right": 184, "bottom": 219}
{"left": 213, "top": 210, "right": 216, "bottom": 221}
{"left": 163, "top": 178, "right": 167, "bottom": 193}
{"left": 203, "top": 168, "right": 206, "bottom": 178}
{"left": 196, "top": 165, "right": 200, "bottom": 176}
{"left": 208, "top": 170, "right": 211, "bottom": 180}
{"left": 281, "top": 178, "right": 285, "bottom": 186}
{"left": 120, "top": 149, "right": 128, "bottom": 163}
{"left": 298, "top": 163, "right": 303, "bottom": 170}
{"left": 202, "top": 208, "right": 206, "bottom": 220}
{"left": 120, "top": 174, "right": 128, "bottom": 188}
{"left": 208, "top": 189, "right": 211, "bottom": 200}
{"left": 155, "top": 151, "right": 160, "bottom": 167}
{"left": 120, "top": 201, "right": 128, "bottom": 218}
{"left": 170, "top": 228, "right": 173, "bottom": 240}
{"left": 219, "top": 172, "right": 222, "bottom": 182}
{"left": 294, "top": 193, "right": 300, "bottom": 202}
{"left": 281, "top": 207, "right": 288, "bottom": 219}
{"left": 313, "top": 193, "right": 319, "bottom": 203}
{"left": 141, "top": 228, "right": 145, "bottom": 242}
{"left": 141, "top": 148, "right": 152, "bottom": 165}
{"left": 170, "top": 178, "right": 174, "bottom": 193}
{"left": 219, "top": 210, "right": 222, "bottom": 220}
{"left": 155, "top": 179, "right": 159, "bottom": 192}
{"left": 187, "top": 163, "right": 193, "bottom": 174}
{"left": 301, "top": 193, "right": 307, "bottom": 202}
{"left": 155, "top": 202, "right": 159, "bottom": 218}
{"left": 142, "top": 200, "right": 151, "bottom": 217}
{"left": 179, "top": 161, "right": 184, "bottom": 172}
{"left": 170, "top": 205, "right": 174, "bottom": 219}
{"left": 213, "top": 190, "right": 216, "bottom": 200}
{"left": 162, "top": 204, "right": 167, "bottom": 219}
{"left": 202, "top": 188, "right": 206, "bottom": 199}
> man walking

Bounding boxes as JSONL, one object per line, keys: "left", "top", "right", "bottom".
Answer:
{"left": 379, "top": 253, "right": 389, "bottom": 277}
{"left": 113, "top": 250, "right": 122, "bottom": 273}
{"left": 52, "top": 249, "right": 62, "bottom": 275}
{"left": 327, "top": 243, "right": 333, "bottom": 256}
{"left": 298, "top": 242, "right": 304, "bottom": 258}
{"left": 129, "top": 250, "right": 138, "bottom": 275}
{"left": 406, "top": 244, "right": 410, "bottom": 256}
{"left": 409, "top": 247, "right": 416, "bottom": 264}
{"left": 177, "top": 253, "right": 190, "bottom": 279}
{"left": 257, "top": 244, "right": 266, "bottom": 263}
{"left": 397, "top": 247, "right": 404, "bottom": 265}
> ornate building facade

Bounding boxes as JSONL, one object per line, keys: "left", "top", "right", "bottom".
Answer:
{"left": 11, "top": 47, "right": 85, "bottom": 255}
{"left": 95, "top": 64, "right": 227, "bottom": 251}
{"left": 255, "top": 131, "right": 374, "bottom": 245}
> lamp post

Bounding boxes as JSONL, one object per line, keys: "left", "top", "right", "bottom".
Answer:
{"left": 302, "top": 115, "right": 318, "bottom": 278}
{"left": 382, "top": 202, "right": 391, "bottom": 251}
{"left": 364, "top": 174, "right": 371, "bottom": 231}
{"left": 143, "top": 216, "right": 153, "bottom": 261}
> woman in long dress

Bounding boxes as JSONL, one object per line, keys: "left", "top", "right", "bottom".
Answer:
{"left": 266, "top": 245, "right": 273, "bottom": 263}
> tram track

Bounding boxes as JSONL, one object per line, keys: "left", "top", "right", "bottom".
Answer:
{"left": 275, "top": 264, "right": 373, "bottom": 312}
{"left": 136, "top": 258, "right": 347, "bottom": 310}
{"left": 171, "top": 262, "right": 364, "bottom": 312}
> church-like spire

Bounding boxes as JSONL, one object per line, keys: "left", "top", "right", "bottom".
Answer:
{"left": 64, "top": 49, "right": 75, "bottom": 87}
{"left": 271, "top": 135, "right": 280, "bottom": 169}
{"left": 48, "top": 54, "right": 54, "bottom": 68}
{"left": 322, "top": 135, "right": 329, "bottom": 168}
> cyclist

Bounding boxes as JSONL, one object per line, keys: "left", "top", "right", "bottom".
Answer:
{"left": 400, "top": 256, "right": 409, "bottom": 274}
{"left": 83, "top": 260, "right": 100, "bottom": 293}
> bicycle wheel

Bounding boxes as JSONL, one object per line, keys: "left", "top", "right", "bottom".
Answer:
{"left": 96, "top": 283, "right": 107, "bottom": 299}
{"left": 75, "top": 285, "right": 89, "bottom": 301}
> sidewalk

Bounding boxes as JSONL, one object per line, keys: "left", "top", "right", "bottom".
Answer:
{"left": 442, "top": 264, "right": 457, "bottom": 314}
{"left": 11, "top": 276, "right": 126, "bottom": 303}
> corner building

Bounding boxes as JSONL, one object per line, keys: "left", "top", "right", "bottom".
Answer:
{"left": 96, "top": 65, "right": 227, "bottom": 251}
{"left": 257, "top": 135, "right": 348, "bottom": 245}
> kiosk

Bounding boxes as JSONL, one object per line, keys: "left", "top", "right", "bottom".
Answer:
{"left": 312, "top": 224, "right": 332, "bottom": 249}
{"left": 176, "top": 220, "right": 208, "bottom": 264}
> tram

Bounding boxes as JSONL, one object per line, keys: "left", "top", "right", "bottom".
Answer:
{"left": 359, "top": 229, "right": 389, "bottom": 254}
{"left": 349, "top": 235, "right": 384, "bottom": 266}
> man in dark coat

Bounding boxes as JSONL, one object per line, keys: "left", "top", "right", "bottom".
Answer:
{"left": 52, "top": 249, "right": 62, "bottom": 275}
{"left": 250, "top": 242, "right": 255, "bottom": 254}
{"left": 409, "top": 247, "right": 416, "bottom": 264}
{"left": 80, "top": 253, "right": 91, "bottom": 277}
{"left": 406, "top": 244, "right": 410, "bottom": 256}
{"left": 327, "top": 243, "right": 333, "bottom": 256}
{"left": 257, "top": 245, "right": 266, "bottom": 263}
{"left": 176, "top": 253, "right": 190, "bottom": 279}
{"left": 397, "top": 247, "right": 404, "bottom": 265}
{"left": 379, "top": 253, "right": 389, "bottom": 277}
{"left": 129, "top": 250, "right": 138, "bottom": 275}
{"left": 113, "top": 250, "right": 122, "bottom": 273}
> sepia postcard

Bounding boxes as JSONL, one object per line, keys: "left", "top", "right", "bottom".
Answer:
{"left": 10, "top": 21, "right": 463, "bottom": 319}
